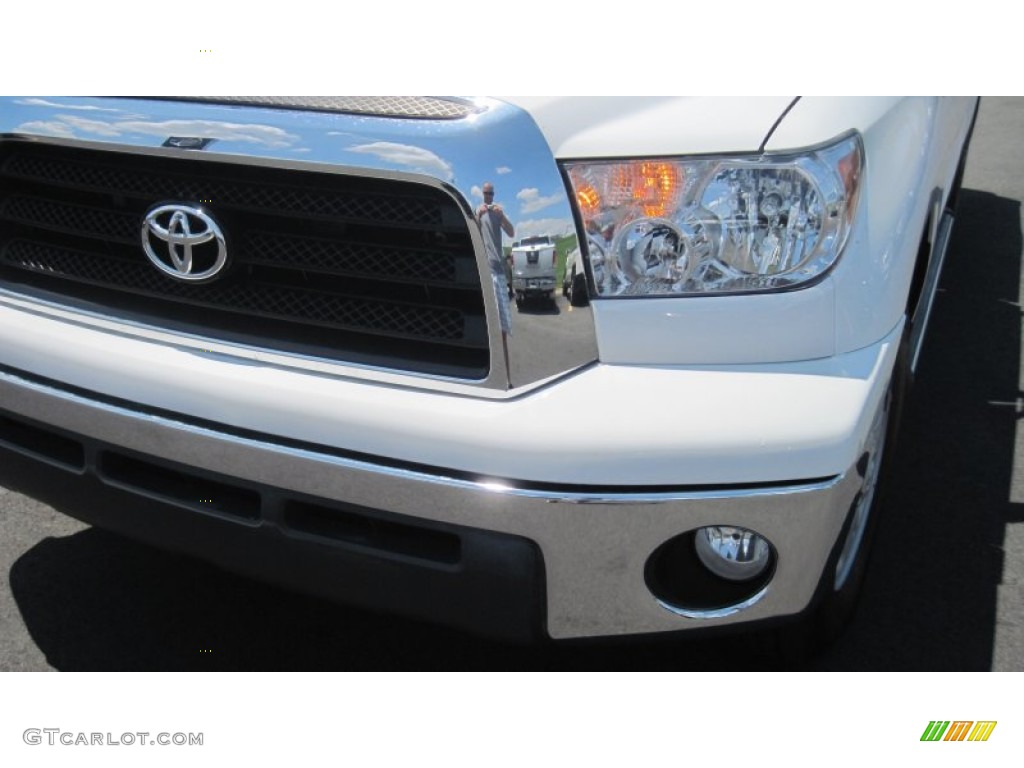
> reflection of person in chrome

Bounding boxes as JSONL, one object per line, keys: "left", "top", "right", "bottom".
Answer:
{"left": 476, "top": 182, "right": 515, "bottom": 374}
{"left": 477, "top": 182, "right": 515, "bottom": 249}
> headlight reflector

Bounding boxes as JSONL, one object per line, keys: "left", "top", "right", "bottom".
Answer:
{"left": 564, "top": 133, "right": 862, "bottom": 297}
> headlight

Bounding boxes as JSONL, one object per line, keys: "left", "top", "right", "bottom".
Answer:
{"left": 564, "top": 133, "right": 862, "bottom": 297}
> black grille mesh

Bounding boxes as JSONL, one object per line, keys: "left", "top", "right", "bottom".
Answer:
{"left": 3, "top": 240, "right": 467, "bottom": 340}
{"left": 2, "top": 152, "right": 444, "bottom": 226}
{"left": 1, "top": 195, "right": 138, "bottom": 242}
{"left": 245, "top": 233, "right": 459, "bottom": 284}
{"left": 0, "top": 143, "right": 488, "bottom": 377}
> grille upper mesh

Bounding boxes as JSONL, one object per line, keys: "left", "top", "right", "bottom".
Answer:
{"left": 168, "top": 96, "right": 483, "bottom": 120}
{"left": 2, "top": 152, "right": 444, "bottom": 225}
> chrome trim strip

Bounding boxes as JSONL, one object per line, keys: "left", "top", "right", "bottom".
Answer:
{"left": 477, "top": 476, "right": 841, "bottom": 504}
{"left": 0, "top": 96, "right": 599, "bottom": 392}
{"left": 910, "top": 210, "right": 955, "bottom": 373}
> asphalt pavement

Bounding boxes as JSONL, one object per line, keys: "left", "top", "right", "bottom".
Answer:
{"left": 1, "top": 98, "right": 1022, "bottom": 671}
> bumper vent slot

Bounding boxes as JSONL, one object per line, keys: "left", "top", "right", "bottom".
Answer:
{"left": 284, "top": 500, "right": 462, "bottom": 565}
{"left": 99, "top": 451, "right": 261, "bottom": 521}
{"left": 0, "top": 412, "right": 85, "bottom": 469}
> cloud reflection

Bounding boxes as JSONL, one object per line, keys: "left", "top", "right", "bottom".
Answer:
{"left": 516, "top": 217, "right": 574, "bottom": 239}
{"left": 516, "top": 187, "right": 562, "bottom": 214}
{"left": 14, "top": 114, "right": 300, "bottom": 148}
{"left": 347, "top": 141, "right": 455, "bottom": 182}
{"left": 15, "top": 98, "right": 122, "bottom": 112}
{"left": 15, "top": 120, "right": 76, "bottom": 138}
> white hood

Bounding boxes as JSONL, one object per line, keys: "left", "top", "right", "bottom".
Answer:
{"left": 501, "top": 96, "right": 796, "bottom": 159}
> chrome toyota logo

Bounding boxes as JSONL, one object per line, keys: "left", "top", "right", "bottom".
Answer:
{"left": 141, "top": 204, "right": 228, "bottom": 282}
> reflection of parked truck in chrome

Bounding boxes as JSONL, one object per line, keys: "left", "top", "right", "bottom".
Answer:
{"left": 510, "top": 235, "right": 557, "bottom": 306}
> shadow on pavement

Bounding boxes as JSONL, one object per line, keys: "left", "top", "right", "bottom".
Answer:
{"left": 514, "top": 297, "right": 562, "bottom": 316}
{"left": 10, "top": 527, "right": 756, "bottom": 671}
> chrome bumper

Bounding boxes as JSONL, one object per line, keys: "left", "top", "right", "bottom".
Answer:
{"left": 0, "top": 367, "right": 861, "bottom": 640}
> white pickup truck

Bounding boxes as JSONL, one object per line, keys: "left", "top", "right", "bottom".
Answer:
{"left": 0, "top": 96, "right": 977, "bottom": 649}
{"left": 510, "top": 234, "right": 558, "bottom": 307}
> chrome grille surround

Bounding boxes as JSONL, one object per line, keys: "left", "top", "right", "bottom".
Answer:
{"left": 0, "top": 96, "right": 599, "bottom": 394}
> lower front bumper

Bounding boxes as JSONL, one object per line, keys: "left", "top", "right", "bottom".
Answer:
{"left": 0, "top": 366, "right": 866, "bottom": 640}
{"left": 0, "top": 412, "right": 546, "bottom": 642}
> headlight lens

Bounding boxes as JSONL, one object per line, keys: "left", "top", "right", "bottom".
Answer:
{"left": 564, "top": 133, "right": 862, "bottom": 297}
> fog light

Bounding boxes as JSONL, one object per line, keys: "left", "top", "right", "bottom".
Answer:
{"left": 694, "top": 526, "right": 772, "bottom": 581}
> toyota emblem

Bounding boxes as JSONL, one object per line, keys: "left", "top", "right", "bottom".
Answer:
{"left": 141, "top": 203, "right": 228, "bottom": 282}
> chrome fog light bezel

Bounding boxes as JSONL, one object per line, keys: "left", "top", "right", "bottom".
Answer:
{"left": 644, "top": 528, "right": 777, "bottom": 618}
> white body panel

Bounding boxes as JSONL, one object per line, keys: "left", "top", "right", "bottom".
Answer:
{"left": 0, "top": 296, "right": 897, "bottom": 486}
{"left": 504, "top": 96, "right": 795, "bottom": 157}
{"left": 766, "top": 97, "right": 977, "bottom": 354}
{"left": 592, "top": 276, "right": 835, "bottom": 365}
